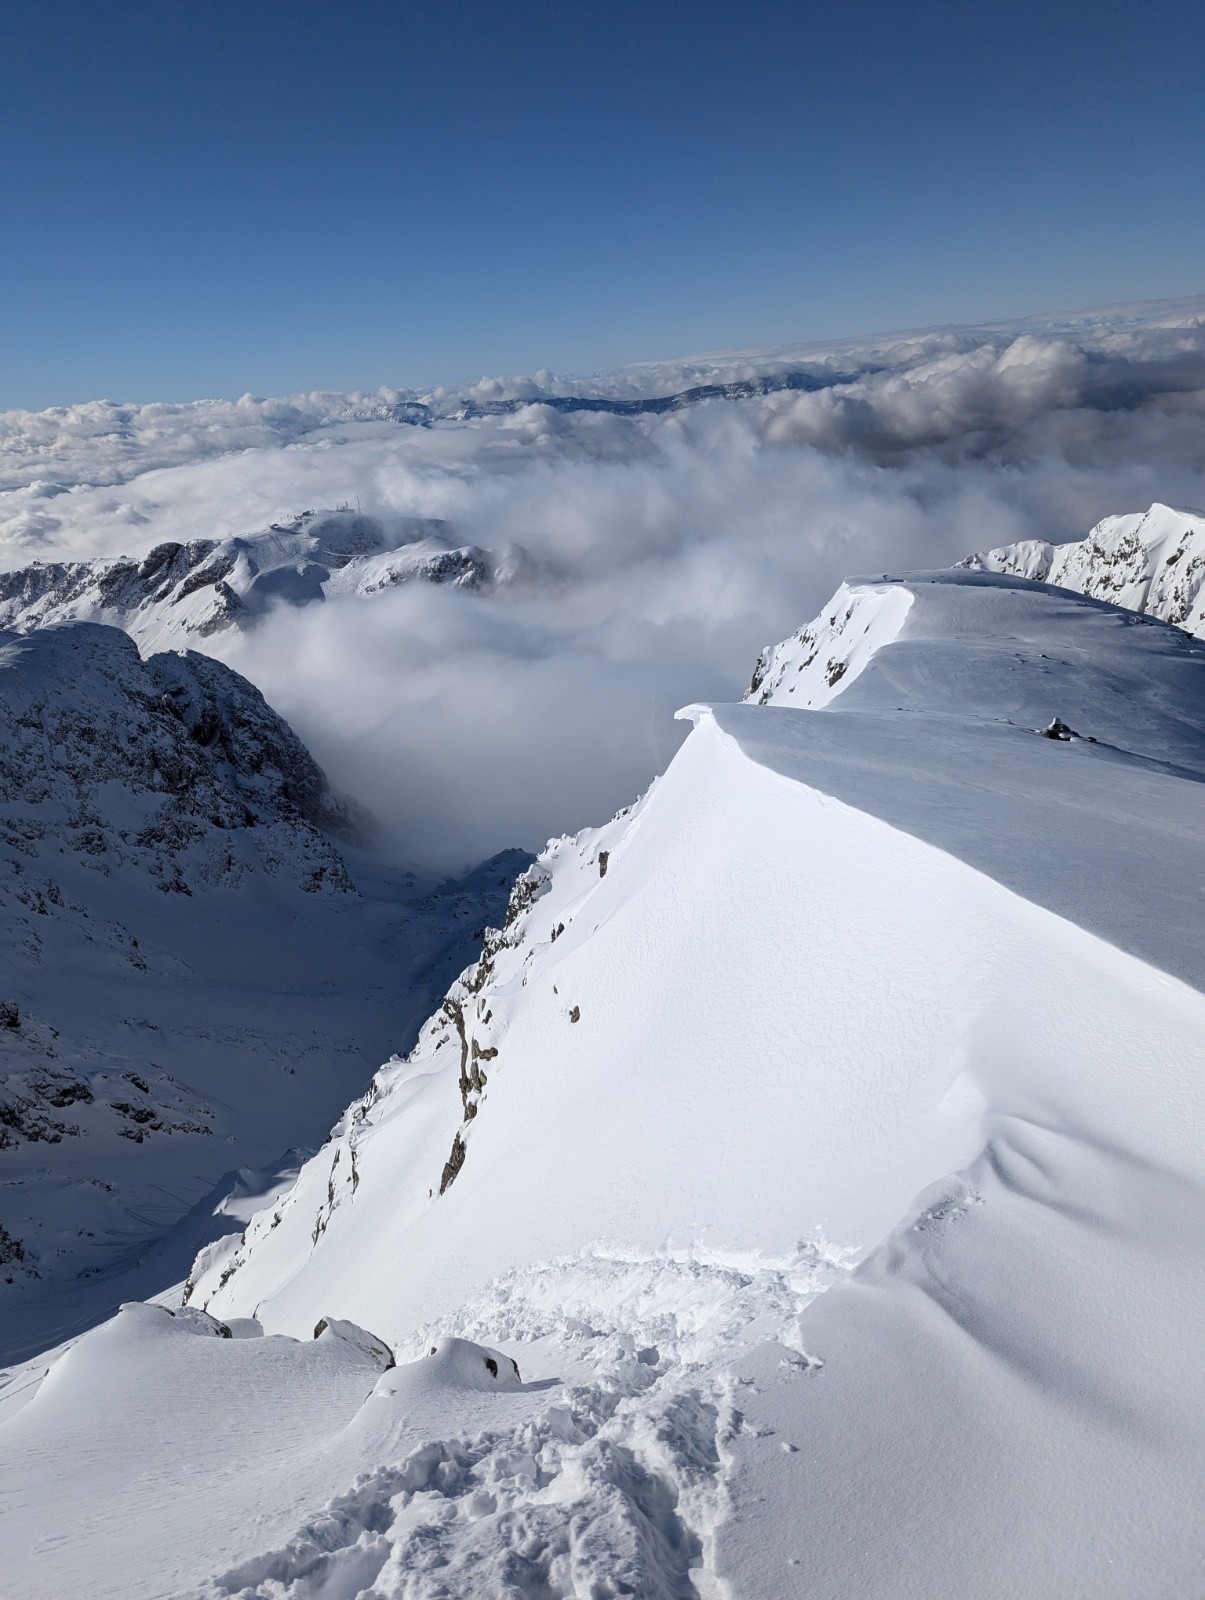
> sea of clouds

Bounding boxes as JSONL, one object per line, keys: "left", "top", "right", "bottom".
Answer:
{"left": 2, "top": 299, "right": 1203, "bottom": 871}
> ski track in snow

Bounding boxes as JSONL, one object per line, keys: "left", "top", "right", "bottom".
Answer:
{"left": 202, "top": 1244, "right": 848, "bottom": 1600}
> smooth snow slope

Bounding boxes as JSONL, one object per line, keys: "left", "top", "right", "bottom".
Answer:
{"left": 196, "top": 570, "right": 1205, "bottom": 1336}
{"left": 5, "top": 570, "right": 1205, "bottom": 1597}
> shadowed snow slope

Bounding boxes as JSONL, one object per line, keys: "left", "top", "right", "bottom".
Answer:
{"left": 5, "top": 571, "right": 1205, "bottom": 1597}
{"left": 0, "top": 621, "right": 524, "bottom": 1363}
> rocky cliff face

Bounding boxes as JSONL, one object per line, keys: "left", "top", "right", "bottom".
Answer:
{"left": 0, "top": 622, "right": 360, "bottom": 897}
{"left": 959, "top": 502, "right": 1205, "bottom": 637}
{"left": 0, "top": 509, "right": 530, "bottom": 653}
{"left": 0, "top": 620, "right": 523, "bottom": 1360}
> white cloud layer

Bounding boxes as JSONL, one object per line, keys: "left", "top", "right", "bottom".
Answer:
{"left": 2, "top": 301, "right": 1204, "bottom": 870}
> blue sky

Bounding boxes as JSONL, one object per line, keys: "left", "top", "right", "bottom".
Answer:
{"left": 1, "top": 0, "right": 1202, "bottom": 409}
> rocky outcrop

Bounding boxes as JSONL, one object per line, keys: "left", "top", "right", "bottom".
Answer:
{"left": 745, "top": 581, "right": 914, "bottom": 707}
{"left": 0, "top": 621, "right": 359, "bottom": 897}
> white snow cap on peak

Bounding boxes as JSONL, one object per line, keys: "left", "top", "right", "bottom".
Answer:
{"left": 960, "top": 501, "right": 1205, "bottom": 638}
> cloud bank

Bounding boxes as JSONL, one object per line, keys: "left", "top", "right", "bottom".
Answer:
{"left": 2, "top": 300, "right": 1204, "bottom": 870}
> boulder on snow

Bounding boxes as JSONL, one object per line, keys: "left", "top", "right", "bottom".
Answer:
{"left": 165, "top": 1305, "right": 232, "bottom": 1338}
{"left": 116, "top": 1302, "right": 233, "bottom": 1337}
{"left": 312, "top": 1316, "right": 395, "bottom": 1370}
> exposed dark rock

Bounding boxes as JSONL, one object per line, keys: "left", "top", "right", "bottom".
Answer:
{"left": 439, "top": 1131, "right": 466, "bottom": 1194}
{"left": 0, "top": 1223, "right": 27, "bottom": 1265}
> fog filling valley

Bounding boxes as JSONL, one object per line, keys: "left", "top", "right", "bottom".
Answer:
{"left": 3, "top": 301, "right": 1204, "bottom": 870}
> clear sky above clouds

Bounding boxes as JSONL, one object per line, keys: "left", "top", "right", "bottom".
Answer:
{"left": 1, "top": 0, "right": 1202, "bottom": 409}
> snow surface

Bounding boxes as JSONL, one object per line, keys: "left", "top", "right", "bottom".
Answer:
{"left": 4, "top": 566, "right": 1202, "bottom": 1595}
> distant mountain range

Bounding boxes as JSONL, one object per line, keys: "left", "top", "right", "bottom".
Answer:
{"left": 1, "top": 499, "right": 1202, "bottom": 672}
{"left": 0, "top": 509, "right": 531, "bottom": 651}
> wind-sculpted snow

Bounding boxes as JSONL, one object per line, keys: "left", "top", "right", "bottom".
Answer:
{"left": 739, "top": 568, "right": 1205, "bottom": 987}
{"left": 961, "top": 500, "right": 1205, "bottom": 638}
{"left": 0, "top": 622, "right": 526, "bottom": 1361}
{"left": 168, "top": 568, "right": 1205, "bottom": 1597}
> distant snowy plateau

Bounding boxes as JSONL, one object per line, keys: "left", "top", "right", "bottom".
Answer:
{"left": 3, "top": 309, "right": 1205, "bottom": 1598}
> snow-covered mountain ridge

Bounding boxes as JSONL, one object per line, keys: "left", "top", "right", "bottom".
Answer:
{"left": 0, "top": 620, "right": 523, "bottom": 1362}
{"left": 3, "top": 499, "right": 1198, "bottom": 709}
{"left": 80, "top": 564, "right": 1197, "bottom": 1598}
{"left": 0, "top": 509, "right": 527, "bottom": 652}
{"left": 5, "top": 561, "right": 1205, "bottom": 1597}
{"left": 960, "top": 501, "right": 1205, "bottom": 637}
{"left": 192, "top": 567, "right": 1205, "bottom": 1328}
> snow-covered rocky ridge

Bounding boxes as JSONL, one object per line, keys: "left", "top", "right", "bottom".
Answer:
{"left": 0, "top": 620, "right": 523, "bottom": 1362}
{"left": 0, "top": 509, "right": 530, "bottom": 652}
{"left": 961, "top": 501, "right": 1205, "bottom": 638}
{"left": 6, "top": 567, "right": 1202, "bottom": 1598}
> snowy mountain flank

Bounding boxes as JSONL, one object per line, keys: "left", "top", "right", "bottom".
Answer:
{"left": 0, "top": 509, "right": 528, "bottom": 652}
{"left": 0, "top": 621, "right": 523, "bottom": 1362}
{"left": 960, "top": 501, "right": 1205, "bottom": 638}
{"left": 4, "top": 557, "right": 1204, "bottom": 1598}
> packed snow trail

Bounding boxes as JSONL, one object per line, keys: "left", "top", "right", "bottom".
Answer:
{"left": 0, "top": 1245, "right": 850, "bottom": 1599}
